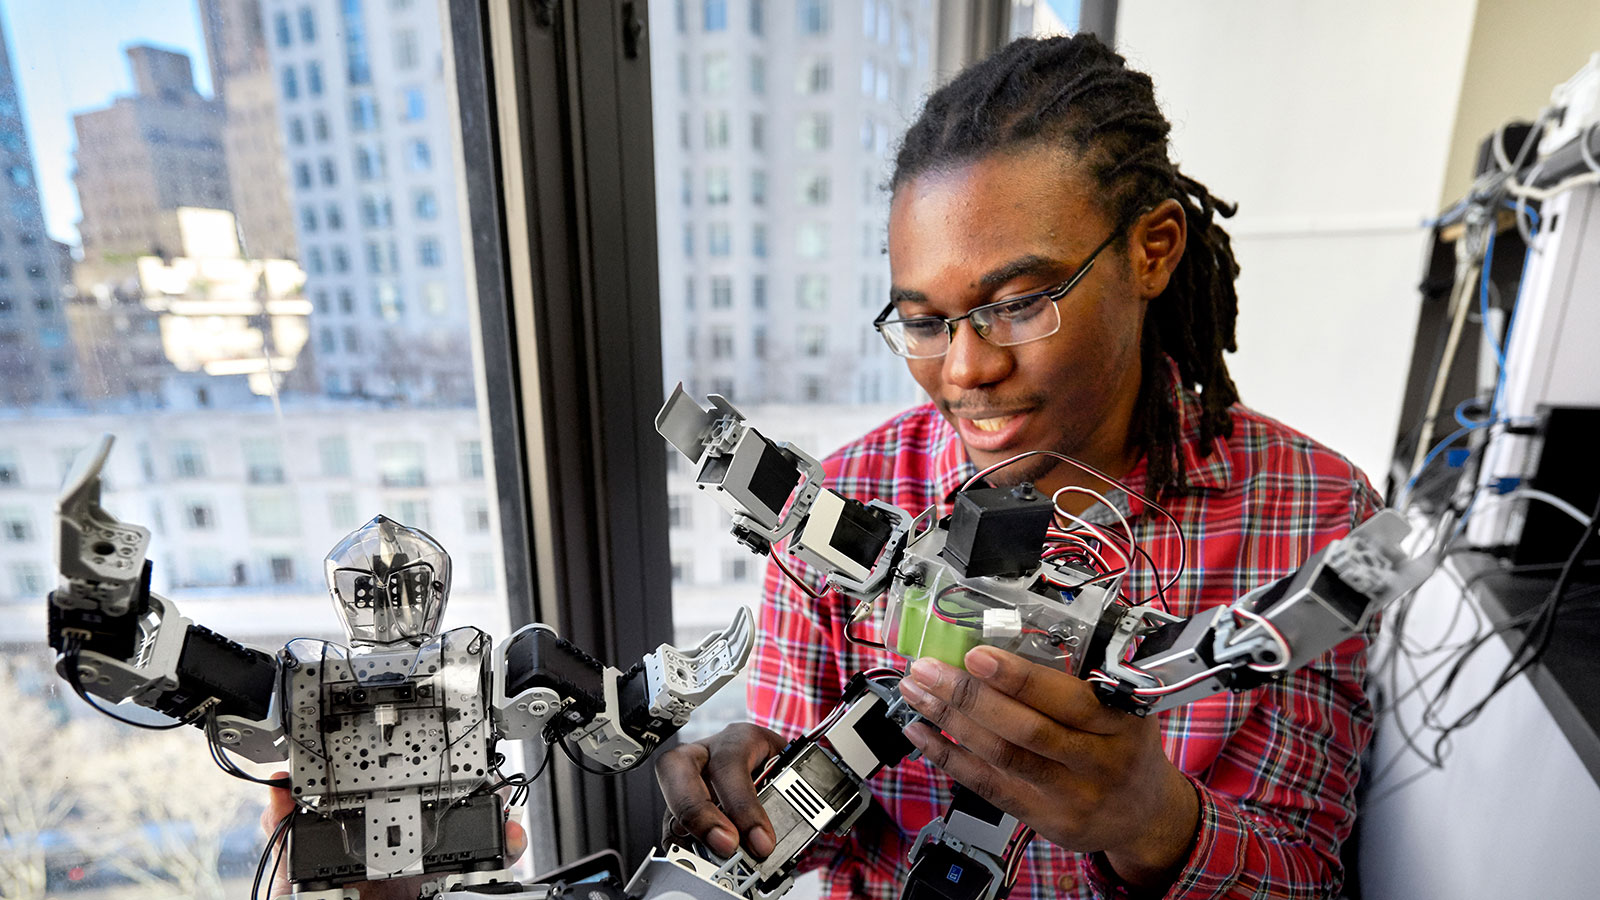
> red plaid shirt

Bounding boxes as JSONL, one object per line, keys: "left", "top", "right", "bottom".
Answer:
{"left": 748, "top": 364, "right": 1382, "bottom": 900}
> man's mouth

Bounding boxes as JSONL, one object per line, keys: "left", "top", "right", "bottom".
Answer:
{"left": 953, "top": 410, "right": 1030, "bottom": 451}
{"left": 970, "top": 415, "right": 1018, "bottom": 432}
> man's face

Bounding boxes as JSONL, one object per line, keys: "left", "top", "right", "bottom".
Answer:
{"left": 886, "top": 147, "right": 1148, "bottom": 493}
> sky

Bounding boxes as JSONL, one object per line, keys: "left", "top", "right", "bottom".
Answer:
{"left": 1, "top": 0, "right": 213, "bottom": 248}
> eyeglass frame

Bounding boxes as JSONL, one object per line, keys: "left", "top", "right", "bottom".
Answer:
{"left": 870, "top": 222, "right": 1127, "bottom": 360}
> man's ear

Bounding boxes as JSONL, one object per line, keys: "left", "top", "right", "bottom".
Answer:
{"left": 1130, "top": 198, "right": 1187, "bottom": 301}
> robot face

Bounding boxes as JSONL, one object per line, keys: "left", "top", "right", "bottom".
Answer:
{"left": 325, "top": 515, "right": 452, "bottom": 644}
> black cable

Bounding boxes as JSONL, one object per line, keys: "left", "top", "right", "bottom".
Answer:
{"left": 204, "top": 708, "right": 292, "bottom": 787}
{"left": 252, "top": 809, "right": 293, "bottom": 900}
{"left": 60, "top": 641, "right": 204, "bottom": 731}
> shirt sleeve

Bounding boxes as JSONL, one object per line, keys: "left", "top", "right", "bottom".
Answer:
{"left": 1083, "top": 475, "right": 1385, "bottom": 900}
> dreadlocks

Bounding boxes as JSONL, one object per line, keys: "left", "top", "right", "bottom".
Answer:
{"left": 891, "top": 34, "right": 1242, "bottom": 496}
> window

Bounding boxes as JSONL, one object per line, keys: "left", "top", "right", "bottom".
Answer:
{"left": 332, "top": 246, "right": 350, "bottom": 272}
{"left": 319, "top": 436, "right": 351, "bottom": 477}
{"left": 339, "top": 289, "right": 354, "bottom": 313}
{"left": 704, "top": 111, "right": 730, "bottom": 149}
{"left": 408, "top": 139, "right": 432, "bottom": 170}
{"left": 797, "top": 274, "right": 828, "bottom": 309}
{"left": 392, "top": 499, "right": 430, "bottom": 530}
{"left": 319, "top": 158, "right": 338, "bottom": 185}
{"left": 710, "top": 326, "right": 734, "bottom": 359}
{"left": 799, "top": 325, "right": 826, "bottom": 357}
{"left": 289, "top": 117, "right": 306, "bottom": 145}
{"left": 395, "top": 29, "right": 420, "bottom": 68}
{"left": 0, "top": 450, "right": 17, "bottom": 487}
{"left": 301, "top": 206, "right": 319, "bottom": 232}
{"left": 377, "top": 442, "right": 426, "bottom": 487}
{"left": 684, "top": 276, "right": 696, "bottom": 309}
{"left": 325, "top": 203, "right": 344, "bottom": 230}
{"left": 749, "top": 0, "right": 764, "bottom": 35}
{"left": 403, "top": 87, "right": 426, "bottom": 121}
{"left": 750, "top": 169, "right": 766, "bottom": 205}
{"left": 313, "top": 112, "right": 330, "bottom": 141}
{"left": 752, "top": 275, "right": 767, "bottom": 309}
{"left": 708, "top": 222, "right": 731, "bottom": 256}
{"left": 424, "top": 282, "right": 447, "bottom": 315}
{"left": 796, "top": 112, "right": 830, "bottom": 150}
{"left": 750, "top": 56, "right": 765, "bottom": 95}
{"left": 799, "top": 170, "right": 830, "bottom": 205}
{"left": 419, "top": 237, "right": 442, "bottom": 267}
{"left": 469, "top": 553, "right": 496, "bottom": 591}
{"left": 798, "top": 0, "right": 830, "bottom": 34}
{"left": 682, "top": 224, "right": 694, "bottom": 257}
{"left": 270, "top": 556, "right": 296, "bottom": 585}
{"left": 668, "top": 494, "right": 691, "bottom": 529}
{"left": 464, "top": 497, "right": 491, "bottom": 533}
{"left": 681, "top": 168, "right": 692, "bottom": 206}
{"left": 703, "top": 0, "right": 726, "bottom": 31}
{"left": 797, "top": 222, "right": 829, "bottom": 258}
{"left": 703, "top": 53, "right": 730, "bottom": 94}
{"left": 282, "top": 66, "right": 299, "bottom": 100}
{"left": 351, "top": 95, "right": 379, "bottom": 132}
{"left": 751, "top": 223, "right": 767, "bottom": 258}
{"left": 274, "top": 12, "right": 291, "bottom": 46}
{"left": 750, "top": 114, "right": 765, "bottom": 151}
{"left": 414, "top": 189, "right": 438, "bottom": 220}
{"left": 246, "top": 493, "right": 299, "bottom": 536}
{"left": 171, "top": 441, "right": 205, "bottom": 478}
{"left": 307, "top": 61, "right": 324, "bottom": 96}
{"left": 711, "top": 276, "right": 732, "bottom": 309}
{"left": 705, "top": 168, "right": 730, "bottom": 205}
{"left": 797, "top": 56, "right": 832, "bottom": 94}
{"left": 460, "top": 440, "right": 484, "bottom": 479}
{"left": 724, "top": 555, "right": 750, "bottom": 582}
{"left": 298, "top": 6, "right": 316, "bottom": 41}
{"left": 184, "top": 500, "right": 214, "bottom": 530}
{"left": 243, "top": 438, "right": 285, "bottom": 484}
{"left": 1, "top": 507, "right": 31, "bottom": 542}
{"left": 677, "top": 53, "right": 690, "bottom": 95}
{"left": 329, "top": 493, "right": 358, "bottom": 530}
{"left": 356, "top": 144, "right": 384, "bottom": 180}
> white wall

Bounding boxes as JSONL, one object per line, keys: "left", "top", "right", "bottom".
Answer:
{"left": 1115, "top": 0, "right": 1480, "bottom": 482}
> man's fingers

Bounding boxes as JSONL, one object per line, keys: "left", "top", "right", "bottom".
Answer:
{"left": 506, "top": 818, "right": 528, "bottom": 864}
{"left": 909, "top": 649, "right": 1126, "bottom": 735}
{"left": 901, "top": 721, "right": 1032, "bottom": 814}
{"left": 897, "top": 676, "right": 1072, "bottom": 783}
{"left": 704, "top": 726, "right": 782, "bottom": 858}
{"left": 654, "top": 742, "right": 740, "bottom": 856}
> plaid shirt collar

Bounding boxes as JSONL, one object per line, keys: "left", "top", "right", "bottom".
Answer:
{"left": 929, "top": 357, "right": 1233, "bottom": 513}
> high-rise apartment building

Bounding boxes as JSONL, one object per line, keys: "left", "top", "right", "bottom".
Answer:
{"left": 651, "top": 0, "right": 932, "bottom": 408}
{"left": 199, "top": 0, "right": 299, "bottom": 261}
{"left": 0, "top": 11, "right": 79, "bottom": 407}
{"left": 260, "top": 0, "right": 474, "bottom": 404}
{"left": 72, "top": 46, "right": 231, "bottom": 283}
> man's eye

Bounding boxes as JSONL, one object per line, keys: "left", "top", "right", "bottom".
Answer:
{"left": 991, "top": 295, "right": 1045, "bottom": 320}
{"left": 900, "top": 318, "right": 946, "bottom": 337}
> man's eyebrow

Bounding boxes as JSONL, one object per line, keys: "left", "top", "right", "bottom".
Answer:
{"left": 889, "top": 254, "right": 1064, "bottom": 309}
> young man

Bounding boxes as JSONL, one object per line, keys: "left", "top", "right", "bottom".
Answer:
{"left": 655, "top": 35, "right": 1380, "bottom": 900}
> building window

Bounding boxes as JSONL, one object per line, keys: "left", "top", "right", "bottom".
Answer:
{"left": 750, "top": 114, "right": 765, "bottom": 151}
{"left": 723, "top": 555, "right": 750, "bottom": 582}
{"left": 332, "top": 246, "right": 350, "bottom": 272}
{"left": 710, "top": 326, "right": 734, "bottom": 359}
{"left": 274, "top": 12, "right": 292, "bottom": 46}
{"left": 184, "top": 500, "right": 214, "bottom": 530}
{"left": 460, "top": 440, "right": 484, "bottom": 479}
{"left": 799, "top": 170, "right": 830, "bottom": 205}
{"left": 683, "top": 224, "right": 694, "bottom": 258}
{"left": 298, "top": 6, "right": 316, "bottom": 41}
{"left": 289, "top": 117, "right": 306, "bottom": 145}
{"left": 407, "top": 139, "right": 432, "bottom": 171}
{"left": 711, "top": 276, "right": 732, "bottom": 308}
{"left": 798, "top": 0, "right": 829, "bottom": 35}
{"left": 350, "top": 95, "right": 379, "bottom": 132}
{"left": 465, "top": 497, "right": 491, "bottom": 533}
{"left": 282, "top": 66, "right": 300, "bottom": 100}
{"left": 319, "top": 436, "right": 351, "bottom": 477}
{"left": 750, "top": 56, "right": 765, "bottom": 95}
{"left": 708, "top": 222, "right": 731, "bottom": 257}
{"left": 469, "top": 553, "right": 496, "bottom": 591}
{"left": 749, "top": 0, "right": 764, "bottom": 35}
{"left": 703, "top": 52, "right": 730, "bottom": 94}
{"left": 797, "top": 222, "right": 829, "bottom": 258}
{"left": 797, "top": 56, "right": 831, "bottom": 93}
{"left": 703, "top": 0, "right": 727, "bottom": 31}
{"left": 1, "top": 507, "right": 31, "bottom": 542}
{"left": 799, "top": 325, "right": 826, "bottom": 357}
{"left": 171, "top": 441, "right": 206, "bottom": 478}
{"left": 395, "top": 29, "right": 420, "bottom": 68}
{"left": 300, "top": 206, "right": 319, "bottom": 232}
{"left": 419, "top": 238, "right": 442, "bottom": 267}
{"left": 402, "top": 87, "right": 426, "bottom": 121}
{"left": 684, "top": 276, "right": 696, "bottom": 310}
{"left": 796, "top": 112, "right": 830, "bottom": 151}
{"left": 327, "top": 203, "right": 344, "bottom": 230}
{"left": 704, "top": 111, "right": 730, "bottom": 149}
{"left": 752, "top": 223, "right": 768, "bottom": 258}
{"left": 392, "top": 499, "right": 430, "bottom": 530}
{"left": 668, "top": 494, "right": 691, "bottom": 529}
{"left": 0, "top": 450, "right": 18, "bottom": 487}
{"left": 307, "top": 61, "right": 324, "bottom": 96}
{"left": 752, "top": 275, "right": 767, "bottom": 309}
{"left": 313, "top": 112, "right": 330, "bottom": 141}
{"left": 356, "top": 145, "right": 384, "bottom": 180}
{"left": 751, "top": 169, "right": 767, "bottom": 206}
{"left": 270, "top": 556, "right": 296, "bottom": 585}
{"left": 247, "top": 493, "right": 300, "bottom": 536}
{"left": 705, "top": 168, "right": 730, "bottom": 205}
{"left": 243, "top": 438, "right": 286, "bottom": 484}
{"left": 319, "top": 158, "right": 337, "bottom": 185}
{"left": 797, "top": 274, "right": 827, "bottom": 309}
{"left": 753, "top": 325, "right": 768, "bottom": 357}
{"left": 413, "top": 189, "right": 438, "bottom": 221}
{"left": 329, "top": 492, "right": 358, "bottom": 530}
{"left": 378, "top": 442, "right": 427, "bottom": 487}
{"left": 12, "top": 562, "right": 45, "bottom": 596}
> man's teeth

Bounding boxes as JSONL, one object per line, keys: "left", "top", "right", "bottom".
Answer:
{"left": 971, "top": 416, "right": 1015, "bottom": 432}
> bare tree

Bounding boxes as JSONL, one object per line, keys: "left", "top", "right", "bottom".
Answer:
{"left": 0, "top": 660, "right": 98, "bottom": 900}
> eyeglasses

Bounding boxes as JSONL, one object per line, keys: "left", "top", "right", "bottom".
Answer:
{"left": 872, "top": 225, "right": 1124, "bottom": 360}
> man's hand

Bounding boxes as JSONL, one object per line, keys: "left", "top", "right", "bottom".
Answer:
{"left": 260, "top": 773, "right": 529, "bottom": 899}
{"left": 896, "top": 645, "right": 1200, "bottom": 890}
{"left": 654, "top": 723, "right": 788, "bottom": 860}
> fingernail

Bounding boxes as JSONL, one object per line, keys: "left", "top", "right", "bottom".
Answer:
{"left": 748, "top": 826, "right": 775, "bottom": 858}
{"left": 908, "top": 656, "right": 944, "bottom": 685}
{"left": 897, "top": 676, "right": 929, "bottom": 704}
{"left": 708, "top": 826, "right": 737, "bottom": 857}
{"left": 965, "top": 646, "right": 998, "bottom": 678}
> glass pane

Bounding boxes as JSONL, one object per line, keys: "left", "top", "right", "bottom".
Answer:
{"left": 0, "top": 0, "right": 530, "bottom": 894}
{"left": 649, "top": 0, "right": 946, "bottom": 745}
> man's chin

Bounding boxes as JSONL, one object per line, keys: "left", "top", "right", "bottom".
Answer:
{"left": 974, "top": 451, "right": 1060, "bottom": 489}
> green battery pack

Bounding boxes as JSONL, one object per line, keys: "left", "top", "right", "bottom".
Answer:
{"left": 894, "top": 584, "right": 981, "bottom": 669}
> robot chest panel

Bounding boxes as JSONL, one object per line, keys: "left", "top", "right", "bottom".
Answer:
{"left": 282, "top": 632, "right": 494, "bottom": 803}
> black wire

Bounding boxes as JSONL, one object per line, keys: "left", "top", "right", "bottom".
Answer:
{"left": 203, "top": 708, "right": 293, "bottom": 787}
{"left": 252, "top": 809, "right": 293, "bottom": 900}
{"left": 60, "top": 642, "right": 205, "bottom": 731}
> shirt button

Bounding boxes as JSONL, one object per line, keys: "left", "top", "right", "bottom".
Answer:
{"left": 1057, "top": 874, "right": 1077, "bottom": 891}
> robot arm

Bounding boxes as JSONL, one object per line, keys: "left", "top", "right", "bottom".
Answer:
{"left": 49, "top": 435, "right": 285, "bottom": 763}
{"left": 493, "top": 607, "right": 756, "bottom": 772}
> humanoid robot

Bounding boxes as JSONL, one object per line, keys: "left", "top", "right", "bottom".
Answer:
{"left": 47, "top": 435, "right": 754, "bottom": 900}
{"left": 620, "top": 385, "right": 1437, "bottom": 900}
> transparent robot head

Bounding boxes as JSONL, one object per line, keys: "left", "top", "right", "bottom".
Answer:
{"left": 325, "top": 515, "right": 452, "bottom": 645}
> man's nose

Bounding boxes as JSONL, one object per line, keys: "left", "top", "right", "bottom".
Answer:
{"left": 941, "top": 320, "right": 1012, "bottom": 389}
